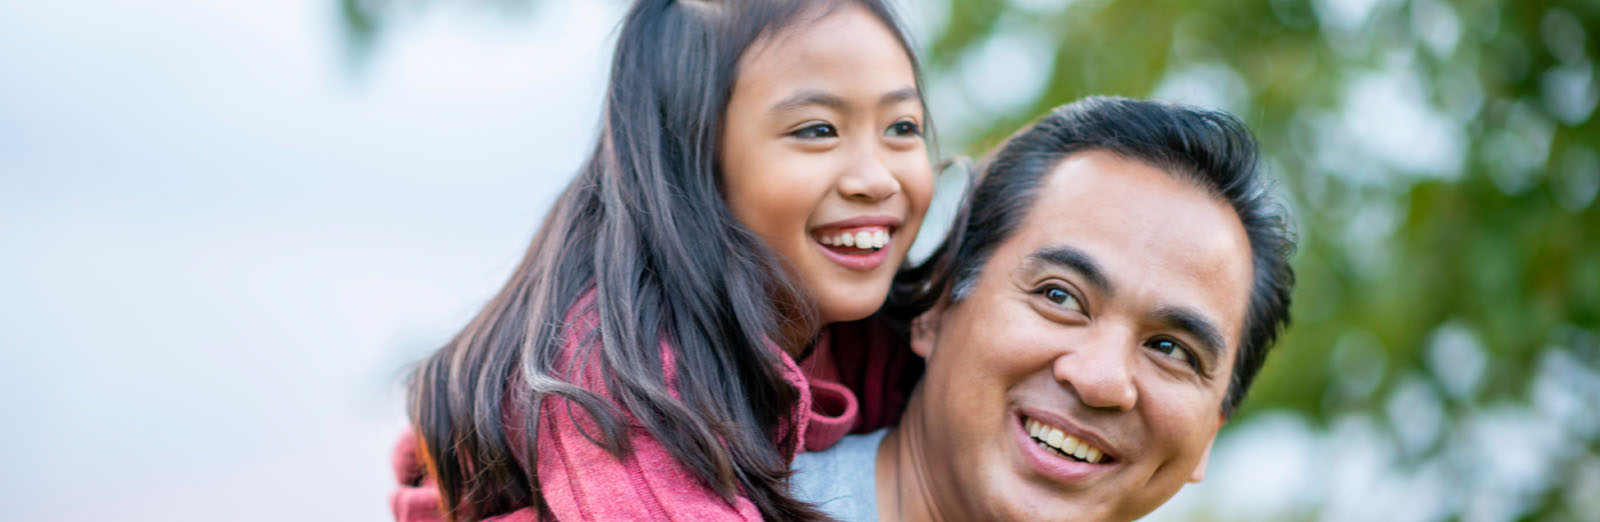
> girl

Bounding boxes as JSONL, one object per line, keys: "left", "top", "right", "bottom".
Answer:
{"left": 391, "top": 1, "right": 933, "bottom": 520}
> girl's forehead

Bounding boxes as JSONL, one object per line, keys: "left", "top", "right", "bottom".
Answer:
{"left": 737, "top": 3, "right": 905, "bottom": 70}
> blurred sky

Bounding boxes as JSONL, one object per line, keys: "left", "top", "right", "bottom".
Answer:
{"left": 1, "top": 1, "right": 622, "bottom": 519}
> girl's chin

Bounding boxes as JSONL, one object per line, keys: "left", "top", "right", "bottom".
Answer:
{"left": 816, "top": 291, "right": 889, "bottom": 324}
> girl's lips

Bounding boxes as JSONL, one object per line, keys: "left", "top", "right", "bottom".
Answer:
{"left": 809, "top": 215, "right": 903, "bottom": 271}
{"left": 809, "top": 215, "right": 903, "bottom": 236}
{"left": 813, "top": 229, "right": 893, "bottom": 271}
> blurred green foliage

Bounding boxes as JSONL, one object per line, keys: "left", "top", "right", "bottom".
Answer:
{"left": 342, "top": 0, "right": 1599, "bottom": 518}
{"left": 923, "top": 0, "right": 1597, "bottom": 421}
{"left": 335, "top": 0, "right": 538, "bottom": 68}
{"left": 923, "top": 1, "right": 1598, "bottom": 518}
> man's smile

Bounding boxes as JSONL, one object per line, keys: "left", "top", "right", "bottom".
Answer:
{"left": 1024, "top": 416, "right": 1114, "bottom": 464}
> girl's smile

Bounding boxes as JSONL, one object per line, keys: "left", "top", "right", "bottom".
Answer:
{"left": 809, "top": 215, "right": 902, "bottom": 271}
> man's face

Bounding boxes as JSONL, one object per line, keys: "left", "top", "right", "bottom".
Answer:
{"left": 909, "top": 150, "right": 1255, "bottom": 521}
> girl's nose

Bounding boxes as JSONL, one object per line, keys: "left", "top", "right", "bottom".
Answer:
{"left": 837, "top": 147, "right": 899, "bottom": 203}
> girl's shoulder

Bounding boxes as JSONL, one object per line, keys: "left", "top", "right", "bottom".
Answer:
{"left": 548, "top": 287, "right": 685, "bottom": 395}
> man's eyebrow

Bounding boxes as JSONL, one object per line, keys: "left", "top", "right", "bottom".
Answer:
{"left": 1151, "top": 306, "right": 1227, "bottom": 365}
{"left": 770, "top": 90, "right": 849, "bottom": 113}
{"left": 1025, "top": 245, "right": 1114, "bottom": 297}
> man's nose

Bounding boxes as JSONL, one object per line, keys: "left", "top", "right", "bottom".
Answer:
{"left": 836, "top": 143, "right": 899, "bottom": 203}
{"left": 1052, "top": 327, "right": 1139, "bottom": 411}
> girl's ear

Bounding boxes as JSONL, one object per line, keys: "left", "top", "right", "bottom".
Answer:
{"left": 909, "top": 300, "right": 946, "bottom": 358}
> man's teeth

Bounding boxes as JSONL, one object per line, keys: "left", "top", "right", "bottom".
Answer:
{"left": 817, "top": 229, "right": 889, "bottom": 250}
{"left": 1025, "top": 417, "right": 1108, "bottom": 464}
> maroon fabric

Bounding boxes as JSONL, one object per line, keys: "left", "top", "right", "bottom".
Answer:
{"left": 819, "top": 318, "right": 921, "bottom": 433}
{"left": 389, "top": 295, "right": 914, "bottom": 521}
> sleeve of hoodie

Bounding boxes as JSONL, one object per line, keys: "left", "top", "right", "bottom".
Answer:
{"left": 390, "top": 296, "right": 776, "bottom": 522}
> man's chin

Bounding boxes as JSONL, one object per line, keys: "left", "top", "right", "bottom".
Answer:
{"left": 977, "top": 476, "right": 1120, "bottom": 522}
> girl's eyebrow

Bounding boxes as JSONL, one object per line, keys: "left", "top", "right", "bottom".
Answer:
{"left": 878, "top": 86, "right": 921, "bottom": 108}
{"left": 770, "top": 86, "right": 921, "bottom": 114}
{"left": 770, "top": 90, "right": 848, "bottom": 113}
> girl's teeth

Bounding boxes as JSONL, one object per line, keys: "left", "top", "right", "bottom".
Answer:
{"left": 817, "top": 229, "right": 890, "bottom": 250}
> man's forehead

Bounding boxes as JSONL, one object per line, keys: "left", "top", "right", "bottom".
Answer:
{"left": 1003, "top": 151, "right": 1255, "bottom": 352}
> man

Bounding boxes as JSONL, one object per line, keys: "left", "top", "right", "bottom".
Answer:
{"left": 793, "top": 97, "right": 1296, "bottom": 521}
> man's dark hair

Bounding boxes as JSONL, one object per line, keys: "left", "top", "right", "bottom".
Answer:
{"left": 891, "top": 96, "right": 1295, "bottom": 417}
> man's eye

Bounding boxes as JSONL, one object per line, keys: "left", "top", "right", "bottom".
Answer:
{"left": 885, "top": 120, "right": 922, "bottom": 137}
{"left": 792, "top": 123, "right": 838, "bottom": 139}
{"left": 1148, "top": 338, "right": 1195, "bottom": 367}
{"left": 1040, "top": 286, "right": 1082, "bottom": 312}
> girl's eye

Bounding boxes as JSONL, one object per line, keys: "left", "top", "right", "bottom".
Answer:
{"left": 885, "top": 120, "right": 922, "bottom": 138}
{"left": 1147, "top": 338, "right": 1197, "bottom": 369}
{"left": 1039, "top": 285, "right": 1082, "bottom": 312}
{"left": 792, "top": 123, "right": 838, "bottom": 139}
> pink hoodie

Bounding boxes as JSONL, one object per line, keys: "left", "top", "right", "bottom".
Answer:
{"left": 389, "top": 292, "right": 915, "bottom": 521}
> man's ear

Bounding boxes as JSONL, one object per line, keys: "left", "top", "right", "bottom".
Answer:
{"left": 1188, "top": 413, "right": 1226, "bottom": 483}
{"left": 909, "top": 300, "right": 946, "bottom": 359}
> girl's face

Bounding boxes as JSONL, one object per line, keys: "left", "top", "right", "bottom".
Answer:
{"left": 721, "top": 4, "right": 933, "bottom": 325}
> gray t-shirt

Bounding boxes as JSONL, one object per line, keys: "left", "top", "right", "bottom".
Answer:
{"left": 790, "top": 429, "right": 887, "bottom": 522}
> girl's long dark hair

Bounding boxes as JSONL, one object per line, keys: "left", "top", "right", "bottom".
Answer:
{"left": 408, "top": 1, "right": 926, "bottom": 520}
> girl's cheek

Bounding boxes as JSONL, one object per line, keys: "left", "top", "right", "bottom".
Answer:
{"left": 902, "top": 161, "right": 936, "bottom": 213}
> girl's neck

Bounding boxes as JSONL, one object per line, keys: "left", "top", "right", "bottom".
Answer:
{"left": 876, "top": 390, "right": 954, "bottom": 522}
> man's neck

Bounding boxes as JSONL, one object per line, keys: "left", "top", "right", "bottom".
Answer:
{"left": 876, "top": 391, "right": 959, "bottom": 522}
